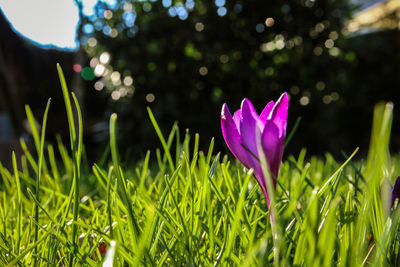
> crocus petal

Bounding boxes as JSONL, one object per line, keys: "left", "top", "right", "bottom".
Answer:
{"left": 233, "top": 109, "right": 242, "bottom": 134}
{"left": 392, "top": 176, "right": 400, "bottom": 207}
{"left": 221, "top": 104, "right": 252, "bottom": 169}
{"left": 222, "top": 102, "right": 269, "bottom": 205}
{"left": 261, "top": 120, "right": 283, "bottom": 179}
{"left": 240, "top": 98, "right": 261, "bottom": 159}
{"left": 253, "top": 165, "right": 269, "bottom": 204}
{"left": 220, "top": 92, "right": 289, "bottom": 210}
{"left": 268, "top": 93, "right": 289, "bottom": 138}
{"left": 259, "top": 101, "right": 275, "bottom": 126}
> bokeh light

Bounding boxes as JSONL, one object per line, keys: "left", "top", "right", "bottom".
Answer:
{"left": 146, "top": 93, "right": 155, "bottom": 102}
{"left": 104, "top": 10, "right": 113, "bottom": 20}
{"left": 94, "top": 81, "right": 104, "bottom": 91}
{"left": 324, "top": 39, "right": 334, "bottom": 48}
{"left": 199, "top": 66, "right": 208, "bottom": 76}
{"left": 81, "top": 67, "right": 95, "bottom": 81}
{"left": 195, "top": 22, "right": 204, "bottom": 32}
{"left": 123, "top": 76, "right": 133, "bottom": 86}
{"left": 290, "top": 86, "right": 300, "bottom": 95}
{"left": 73, "top": 64, "right": 82, "bottom": 72}
{"left": 256, "top": 24, "right": 265, "bottom": 33}
{"left": 111, "top": 90, "right": 121, "bottom": 100}
{"left": 316, "top": 81, "right": 325, "bottom": 90}
{"left": 99, "top": 52, "right": 111, "bottom": 64}
{"left": 217, "top": 7, "right": 227, "bottom": 17}
{"left": 94, "top": 64, "right": 106, "bottom": 77}
{"left": 88, "top": 37, "right": 97, "bottom": 47}
{"left": 299, "top": 96, "right": 310, "bottom": 106}
{"left": 313, "top": 46, "right": 323, "bottom": 56}
{"left": 162, "top": 0, "right": 172, "bottom": 8}
{"left": 265, "top": 17, "right": 275, "bottom": 27}
{"left": 90, "top": 57, "right": 99, "bottom": 68}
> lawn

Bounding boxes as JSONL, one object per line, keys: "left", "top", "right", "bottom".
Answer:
{"left": 0, "top": 66, "right": 399, "bottom": 266}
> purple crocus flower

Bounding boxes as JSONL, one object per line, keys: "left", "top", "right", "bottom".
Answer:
{"left": 391, "top": 176, "right": 400, "bottom": 208}
{"left": 221, "top": 93, "right": 289, "bottom": 207}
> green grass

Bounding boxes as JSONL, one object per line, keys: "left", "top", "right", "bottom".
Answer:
{"left": 0, "top": 66, "right": 400, "bottom": 266}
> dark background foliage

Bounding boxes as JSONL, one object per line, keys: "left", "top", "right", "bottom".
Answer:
{"left": 1, "top": 0, "right": 399, "bottom": 162}
{"left": 79, "top": 0, "right": 399, "bottom": 159}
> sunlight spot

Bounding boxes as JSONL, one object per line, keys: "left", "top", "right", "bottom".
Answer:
{"left": 90, "top": 57, "right": 99, "bottom": 68}
{"left": 329, "top": 31, "right": 339, "bottom": 40}
{"left": 94, "top": 81, "right": 104, "bottom": 91}
{"left": 324, "top": 39, "right": 334, "bottom": 49}
{"left": 233, "top": 3, "right": 242, "bottom": 13}
{"left": 315, "top": 22, "right": 325, "bottom": 32}
{"left": 123, "top": 2, "right": 133, "bottom": 11}
{"left": 119, "top": 87, "right": 127, "bottom": 97}
{"left": 123, "top": 11, "right": 136, "bottom": 27}
{"left": 123, "top": 76, "right": 133, "bottom": 86}
{"left": 316, "top": 81, "right": 325, "bottom": 91}
{"left": 322, "top": 95, "right": 332, "bottom": 104}
{"left": 111, "top": 91, "right": 121, "bottom": 100}
{"left": 299, "top": 96, "right": 310, "bottom": 106}
{"left": 265, "top": 17, "right": 275, "bottom": 27}
{"left": 331, "top": 92, "right": 339, "bottom": 101}
{"left": 162, "top": 0, "right": 172, "bottom": 7}
{"left": 265, "top": 67, "right": 274, "bottom": 76}
{"left": 186, "top": 0, "right": 195, "bottom": 10}
{"left": 99, "top": 52, "right": 110, "bottom": 64}
{"left": 275, "top": 34, "right": 284, "bottom": 41}
{"left": 73, "top": 64, "right": 82, "bottom": 72}
{"left": 127, "top": 87, "right": 135, "bottom": 96}
{"left": 111, "top": 71, "right": 121, "bottom": 82}
{"left": 112, "top": 79, "right": 121, "bottom": 86}
{"left": 329, "top": 47, "right": 340, "bottom": 57}
{"left": 88, "top": 37, "right": 97, "bottom": 47}
{"left": 256, "top": 23, "right": 265, "bottom": 33}
{"left": 276, "top": 40, "right": 285, "bottom": 50}
{"left": 146, "top": 93, "right": 155, "bottom": 103}
{"left": 290, "top": 86, "right": 300, "bottom": 95}
{"left": 195, "top": 22, "right": 204, "bottom": 32}
{"left": 217, "top": 7, "right": 227, "bottom": 16}
{"left": 81, "top": 67, "right": 95, "bottom": 80}
{"left": 313, "top": 46, "right": 323, "bottom": 56}
{"left": 110, "top": 29, "right": 118, "bottom": 38}
{"left": 215, "top": 0, "right": 225, "bottom": 7}
{"left": 265, "top": 42, "right": 275, "bottom": 52}
{"left": 219, "top": 54, "right": 229, "bottom": 64}
{"left": 104, "top": 10, "right": 113, "bottom": 20}
{"left": 199, "top": 66, "right": 208, "bottom": 76}
{"left": 83, "top": 23, "right": 94, "bottom": 34}
{"left": 94, "top": 64, "right": 105, "bottom": 77}
{"left": 143, "top": 2, "right": 152, "bottom": 12}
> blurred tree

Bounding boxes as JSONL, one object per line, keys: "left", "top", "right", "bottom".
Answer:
{"left": 0, "top": 9, "right": 75, "bottom": 139}
{"left": 78, "top": 0, "right": 399, "bottom": 157}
